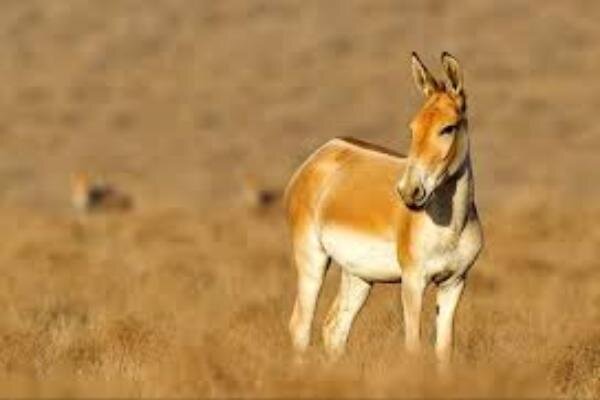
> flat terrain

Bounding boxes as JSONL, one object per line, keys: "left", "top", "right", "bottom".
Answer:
{"left": 0, "top": 0, "right": 598, "bottom": 397}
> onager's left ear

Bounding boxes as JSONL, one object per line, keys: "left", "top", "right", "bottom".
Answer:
{"left": 411, "top": 52, "right": 439, "bottom": 97}
{"left": 441, "top": 52, "right": 464, "bottom": 97}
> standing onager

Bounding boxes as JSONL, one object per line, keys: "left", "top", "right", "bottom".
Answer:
{"left": 285, "top": 52, "right": 483, "bottom": 367}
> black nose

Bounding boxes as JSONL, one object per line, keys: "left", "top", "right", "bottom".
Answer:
{"left": 412, "top": 186, "right": 425, "bottom": 203}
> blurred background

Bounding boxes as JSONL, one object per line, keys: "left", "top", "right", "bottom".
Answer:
{"left": 0, "top": 0, "right": 598, "bottom": 397}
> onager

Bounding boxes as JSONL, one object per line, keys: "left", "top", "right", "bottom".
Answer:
{"left": 71, "top": 172, "right": 133, "bottom": 213}
{"left": 285, "top": 52, "right": 483, "bottom": 367}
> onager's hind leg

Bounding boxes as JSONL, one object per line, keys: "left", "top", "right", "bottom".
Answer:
{"left": 435, "top": 278, "right": 465, "bottom": 367}
{"left": 289, "top": 233, "right": 330, "bottom": 354}
{"left": 322, "top": 270, "right": 371, "bottom": 357}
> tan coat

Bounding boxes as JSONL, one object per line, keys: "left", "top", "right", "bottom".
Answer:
{"left": 285, "top": 52, "right": 483, "bottom": 368}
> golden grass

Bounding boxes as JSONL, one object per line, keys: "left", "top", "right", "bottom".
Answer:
{"left": 0, "top": 204, "right": 597, "bottom": 397}
{"left": 0, "top": 0, "right": 598, "bottom": 397}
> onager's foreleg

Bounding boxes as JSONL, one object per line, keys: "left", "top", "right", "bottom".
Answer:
{"left": 322, "top": 271, "right": 371, "bottom": 357}
{"left": 435, "top": 278, "right": 465, "bottom": 367}
{"left": 401, "top": 275, "right": 426, "bottom": 353}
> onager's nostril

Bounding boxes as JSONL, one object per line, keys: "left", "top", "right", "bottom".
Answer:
{"left": 412, "top": 186, "right": 425, "bottom": 202}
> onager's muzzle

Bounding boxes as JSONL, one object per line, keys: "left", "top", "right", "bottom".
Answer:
{"left": 397, "top": 164, "right": 430, "bottom": 210}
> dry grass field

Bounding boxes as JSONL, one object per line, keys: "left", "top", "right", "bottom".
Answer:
{"left": 0, "top": 0, "right": 599, "bottom": 397}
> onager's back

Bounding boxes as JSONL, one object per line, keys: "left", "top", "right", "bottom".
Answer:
{"left": 285, "top": 52, "right": 483, "bottom": 369}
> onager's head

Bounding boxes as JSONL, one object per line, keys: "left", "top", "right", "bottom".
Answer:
{"left": 397, "top": 52, "right": 469, "bottom": 210}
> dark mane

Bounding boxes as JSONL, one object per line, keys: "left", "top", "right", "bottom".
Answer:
{"left": 337, "top": 136, "right": 406, "bottom": 158}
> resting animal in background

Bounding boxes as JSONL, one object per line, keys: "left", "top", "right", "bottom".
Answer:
{"left": 242, "top": 173, "right": 282, "bottom": 211}
{"left": 285, "top": 52, "right": 483, "bottom": 369}
{"left": 71, "top": 172, "right": 133, "bottom": 213}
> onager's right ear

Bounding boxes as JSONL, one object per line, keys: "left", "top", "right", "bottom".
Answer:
{"left": 411, "top": 52, "right": 438, "bottom": 97}
{"left": 441, "top": 52, "right": 464, "bottom": 97}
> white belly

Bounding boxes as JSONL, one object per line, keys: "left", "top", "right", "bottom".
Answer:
{"left": 321, "top": 226, "right": 402, "bottom": 282}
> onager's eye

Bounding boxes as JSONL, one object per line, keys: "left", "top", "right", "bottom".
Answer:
{"left": 439, "top": 124, "right": 457, "bottom": 136}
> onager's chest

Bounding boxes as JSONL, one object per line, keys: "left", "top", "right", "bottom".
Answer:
{"left": 413, "top": 221, "right": 462, "bottom": 281}
{"left": 413, "top": 216, "right": 482, "bottom": 283}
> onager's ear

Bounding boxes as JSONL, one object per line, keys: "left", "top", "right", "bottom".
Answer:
{"left": 411, "top": 52, "right": 438, "bottom": 97}
{"left": 441, "top": 52, "right": 464, "bottom": 96}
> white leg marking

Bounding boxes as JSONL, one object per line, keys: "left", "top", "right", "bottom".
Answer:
{"left": 401, "top": 275, "right": 426, "bottom": 354}
{"left": 289, "top": 236, "right": 329, "bottom": 354}
{"left": 323, "top": 271, "right": 371, "bottom": 357}
{"left": 435, "top": 278, "right": 465, "bottom": 368}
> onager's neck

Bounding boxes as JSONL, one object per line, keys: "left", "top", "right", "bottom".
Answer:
{"left": 425, "top": 155, "right": 474, "bottom": 233}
